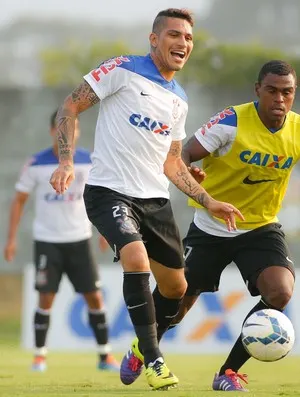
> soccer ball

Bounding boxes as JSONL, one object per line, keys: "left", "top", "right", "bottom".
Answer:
{"left": 241, "top": 309, "right": 295, "bottom": 362}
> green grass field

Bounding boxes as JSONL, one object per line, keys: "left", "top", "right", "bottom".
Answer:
{"left": 0, "top": 321, "right": 299, "bottom": 397}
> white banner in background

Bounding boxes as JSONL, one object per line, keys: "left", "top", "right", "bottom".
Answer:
{"left": 22, "top": 265, "right": 300, "bottom": 354}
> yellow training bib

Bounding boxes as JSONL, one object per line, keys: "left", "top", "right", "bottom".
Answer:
{"left": 189, "top": 102, "right": 300, "bottom": 229}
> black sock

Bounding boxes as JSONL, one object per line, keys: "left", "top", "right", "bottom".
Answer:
{"left": 123, "top": 272, "right": 161, "bottom": 367}
{"left": 88, "top": 309, "right": 110, "bottom": 361}
{"left": 219, "top": 299, "right": 281, "bottom": 375}
{"left": 152, "top": 286, "right": 182, "bottom": 343}
{"left": 34, "top": 308, "right": 50, "bottom": 351}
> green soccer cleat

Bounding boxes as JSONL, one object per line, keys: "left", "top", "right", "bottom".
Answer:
{"left": 145, "top": 357, "right": 179, "bottom": 391}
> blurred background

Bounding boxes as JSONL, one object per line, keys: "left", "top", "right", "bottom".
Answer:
{"left": 1, "top": 0, "right": 300, "bottom": 346}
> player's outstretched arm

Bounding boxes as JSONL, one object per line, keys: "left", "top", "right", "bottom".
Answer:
{"left": 164, "top": 140, "right": 244, "bottom": 231}
{"left": 50, "top": 81, "right": 100, "bottom": 194}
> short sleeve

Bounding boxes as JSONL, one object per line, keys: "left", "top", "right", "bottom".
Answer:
{"left": 194, "top": 107, "right": 237, "bottom": 154}
{"left": 83, "top": 56, "right": 133, "bottom": 100}
{"left": 15, "top": 158, "right": 37, "bottom": 193}
{"left": 171, "top": 107, "right": 187, "bottom": 141}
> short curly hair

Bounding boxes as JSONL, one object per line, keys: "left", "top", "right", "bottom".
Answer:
{"left": 258, "top": 60, "right": 297, "bottom": 84}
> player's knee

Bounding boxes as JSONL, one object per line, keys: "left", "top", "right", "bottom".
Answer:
{"left": 84, "top": 291, "right": 102, "bottom": 310}
{"left": 265, "top": 287, "right": 293, "bottom": 310}
{"left": 121, "top": 250, "right": 150, "bottom": 272}
{"left": 159, "top": 278, "right": 187, "bottom": 299}
{"left": 38, "top": 293, "right": 55, "bottom": 310}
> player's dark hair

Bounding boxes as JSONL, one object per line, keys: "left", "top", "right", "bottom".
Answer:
{"left": 258, "top": 60, "right": 297, "bottom": 84}
{"left": 50, "top": 109, "right": 58, "bottom": 128}
{"left": 152, "top": 8, "right": 194, "bottom": 34}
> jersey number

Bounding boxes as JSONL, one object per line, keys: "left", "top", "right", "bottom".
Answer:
{"left": 112, "top": 205, "right": 129, "bottom": 218}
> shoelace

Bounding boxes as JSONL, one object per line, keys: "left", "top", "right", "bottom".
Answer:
{"left": 225, "top": 369, "right": 248, "bottom": 388}
{"left": 152, "top": 361, "right": 164, "bottom": 376}
{"left": 128, "top": 355, "right": 143, "bottom": 372}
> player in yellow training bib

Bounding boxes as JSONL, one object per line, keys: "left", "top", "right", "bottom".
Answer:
{"left": 169, "top": 60, "right": 299, "bottom": 391}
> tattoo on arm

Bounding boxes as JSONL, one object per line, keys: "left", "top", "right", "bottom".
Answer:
{"left": 168, "top": 141, "right": 182, "bottom": 157}
{"left": 165, "top": 141, "right": 211, "bottom": 207}
{"left": 71, "top": 81, "right": 99, "bottom": 111}
{"left": 173, "top": 166, "right": 210, "bottom": 207}
{"left": 56, "top": 81, "right": 99, "bottom": 163}
{"left": 196, "top": 192, "right": 210, "bottom": 207}
{"left": 56, "top": 108, "right": 74, "bottom": 163}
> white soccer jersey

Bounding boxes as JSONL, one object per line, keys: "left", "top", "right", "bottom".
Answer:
{"left": 16, "top": 147, "right": 93, "bottom": 243}
{"left": 84, "top": 54, "right": 188, "bottom": 199}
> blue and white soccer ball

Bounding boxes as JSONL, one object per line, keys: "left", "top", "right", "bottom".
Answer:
{"left": 241, "top": 309, "right": 295, "bottom": 362}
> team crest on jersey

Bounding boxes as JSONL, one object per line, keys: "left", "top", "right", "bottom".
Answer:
{"left": 172, "top": 98, "right": 180, "bottom": 120}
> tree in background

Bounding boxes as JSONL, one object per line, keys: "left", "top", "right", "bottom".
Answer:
{"left": 40, "top": 33, "right": 300, "bottom": 89}
{"left": 180, "top": 31, "right": 300, "bottom": 88}
{"left": 40, "top": 40, "right": 133, "bottom": 86}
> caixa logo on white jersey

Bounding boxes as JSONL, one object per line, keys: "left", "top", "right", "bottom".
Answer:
{"left": 129, "top": 114, "right": 171, "bottom": 136}
{"left": 44, "top": 192, "right": 82, "bottom": 202}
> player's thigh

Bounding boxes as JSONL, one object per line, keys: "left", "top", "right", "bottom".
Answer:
{"left": 63, "top": 239, "right": 100, "bottom": 294}
{"left": 34, "top": 241, "right": 63, "bottom": 293}
{"left": 84, "top": 185, "right": 143, "bottom": 261}
{"left": 183, "top": 222, "right": 233, "bottom": 296}
{"left": 233, "top": 223, "right": 295, "bottom": 297}
{"left": 142, "top": 198, "right": 184, "bottom": 270}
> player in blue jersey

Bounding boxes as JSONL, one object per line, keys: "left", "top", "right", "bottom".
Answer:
{"left": 49, "top": 9, "right": 243, "bottom": 390}
{"left": 4, "top": 109, "right": 119, "bottom": 373}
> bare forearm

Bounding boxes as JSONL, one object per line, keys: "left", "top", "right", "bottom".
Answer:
{"left": 56, "top": 81, "right": 100, "bottom": 165}
{"left": 181, "top": 147, "right": 191, "bottom": 167}
{"left": 7, "top": 199, "right": 25, "bottom": 241}
{"left": 165, "top": 160, "right": 212, "bottom": 207}
{"left": 56, "top": 105, "right": 76, "bottom": 164}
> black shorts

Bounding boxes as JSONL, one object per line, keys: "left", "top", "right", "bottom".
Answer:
{"left": 184, "top": 222, "right": 295, "bottom": 297}
{"left": 34, "top": 239, "right": 100, "bottom": 293}
{"left": 83, "top": 185, "right": 184, "bottom": 269}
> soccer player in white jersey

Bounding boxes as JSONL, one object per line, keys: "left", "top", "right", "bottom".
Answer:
{"left": 4, "top": 110, "right": 119, "bottom": 373}
{"left": 50, "top": 9, "right": 243, "bottom": 390}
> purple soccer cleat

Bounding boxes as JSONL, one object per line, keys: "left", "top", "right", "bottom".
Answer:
{"left": 120, "top": 338, "right": 144, "bottom": 385}
{"left": 212, "top": 369, "right": 248, "bottom": 392}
